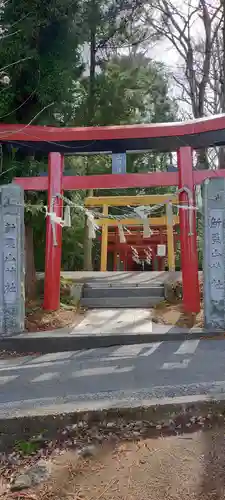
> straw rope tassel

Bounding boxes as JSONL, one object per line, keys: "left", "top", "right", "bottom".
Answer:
{"left": 143, "top": 218, "right": 151, "bottom": 238}
{"left": 118, "top": 224, "right": 126, "bottom": 243}
{"left": 63, "top": 205, "right": 71, "bottom": 227}
{"left": 87, "top": 212, "right": 98, "bottom": 239}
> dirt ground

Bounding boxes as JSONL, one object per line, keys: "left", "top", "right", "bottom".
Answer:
{"left": 152, "top": 301, "right": 204, "bottom": 329}
{"left": 151, "top": 277, "right": 204, "bottom": 329}
{"left": 6, "top": 428, "right": 225, "bottom": 500}
{"left": 25, "top": 300, "right": 84, "bottom": 332}
{"left": 23, "top": 277, "right": 85, "bottom": 332}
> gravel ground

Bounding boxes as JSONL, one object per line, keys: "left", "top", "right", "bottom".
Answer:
{"left": 0, "top": 351, "right": 38, "bottom": 359}
{"left": 2, "top": 417, "right": 225, "bottom": 499}
{"left": 64, "top": 429, "right": 224, "bottom": 500}
{"left": 2, "top": 427, "right": 225, "bottom": 500}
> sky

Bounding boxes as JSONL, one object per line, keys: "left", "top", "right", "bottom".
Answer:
{"left": 147, "top": 0, "right": 222, "bottom": 116}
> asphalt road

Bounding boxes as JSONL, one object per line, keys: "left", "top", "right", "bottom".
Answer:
{"left": 0, "top": 339, "right": 225, "bottom": 417}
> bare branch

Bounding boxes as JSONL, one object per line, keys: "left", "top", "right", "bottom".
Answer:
{"left": 147, "top": 0, "right": 222, "bottom": 118}
{"left": 172, "top": 73, "right": 191, "bottom": 97}
{"left": 0, "top": 102, "right": 54, "bottom": 139}
{"left": 0, "top": 56, "right": 32, "bottom": 73}
{"left": 0, "top": 29, "right": 21, "bottom": 40}
{"left": 145, "top": 15, "right": 188, "bottom": 59}
{"left": 6, "top": 11, "right": 34, "bottom": 29}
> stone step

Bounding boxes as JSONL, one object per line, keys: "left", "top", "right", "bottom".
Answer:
{"left": 84, "top": 281, "right": 164, "bottom": 289}
{"left": 80, "top": 296, "right": 164, "bottom": 308}
{"left": 83, "top": 286, "right": 164, "bottom": 298}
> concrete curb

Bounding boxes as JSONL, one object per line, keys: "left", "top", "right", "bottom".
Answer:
{"left": 0, "top": 326, "right": 224, "bottom": 354}
{"left": 0, "top": 329, "right": 223, "bottom": 354}
{"left": 1, "top": 396, "right": 225, "bottom": 451}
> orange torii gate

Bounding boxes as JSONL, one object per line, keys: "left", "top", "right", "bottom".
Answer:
{"left": 0, "top": 114, "right": 224, "bottom": 313}
{"left": 84, "top": 194, "right": 179, "bottom": 272}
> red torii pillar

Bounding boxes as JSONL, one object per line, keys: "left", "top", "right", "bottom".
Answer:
{"left": 43, "top": 152, "right": 64, "bottom": 310}
{"left": 177, "top": 146, "right": 200, "bottom": 313}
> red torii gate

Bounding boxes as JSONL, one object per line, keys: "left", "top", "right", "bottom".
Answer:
{"left": 1, "top": 115, "right": 225, "bottom": 313}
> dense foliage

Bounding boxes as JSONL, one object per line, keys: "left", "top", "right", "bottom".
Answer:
{"left": 0, "top": 0, "right": 83, "bottom": 124}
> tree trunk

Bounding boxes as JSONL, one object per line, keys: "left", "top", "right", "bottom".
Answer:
{"left": 196, "top": 149, "right": 209, "bottom": 170}
{"left": 218, "top": 147, "right": 225, "bottom": 169}
{"left": 83, "top": 208, "right": 93, "bottom": 271}
{"left": 219, "top": 0, "right": 225, "bottom": 169}
{"left": 25, "top": 224, "right": 37, "bottom": 299}
{"left": 83, "top": 0, "right": 97, "bottom": 271}
{"left": 222, "top": 0, "right": 225, "bottom": 112}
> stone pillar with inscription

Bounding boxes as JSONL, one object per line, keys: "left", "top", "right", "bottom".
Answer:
{"left": 0, "top": 184, "right": 25, "bottom": 336}
{"left": 203, "top": 178, "right": 225, "bottom": 330}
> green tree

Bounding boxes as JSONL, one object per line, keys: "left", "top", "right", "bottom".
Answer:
{"left": 94, "top": 53, "right": 176, "bottom": 125}
{"left": 0, "top": 0, "right": 84, "bottom": 297}
{"left": 77, "top": 0, "right": 149, "bottom": 270}
{"left": 0, "top": 0, "right": 83, "bottom": 125}
{"left": 67, "top": 53, "right": 177, "bottom": 271}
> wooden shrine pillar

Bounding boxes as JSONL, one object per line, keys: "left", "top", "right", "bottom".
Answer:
{"left": 177, "top": 146, "right": 200, "bottom": 313}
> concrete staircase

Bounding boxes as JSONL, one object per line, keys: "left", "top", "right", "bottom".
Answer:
{"left": 80, "top": 281, "right": 165, "bottom": 309}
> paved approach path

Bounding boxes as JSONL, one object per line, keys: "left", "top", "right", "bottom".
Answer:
{"left": 38, "top": 271, "right": 176, "bottom": 284}
{"left": 0, "top": 338, "right": 224, "bottom": 417}
{"left": 72, "top": 308, "right": 154, "bottom": 334}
